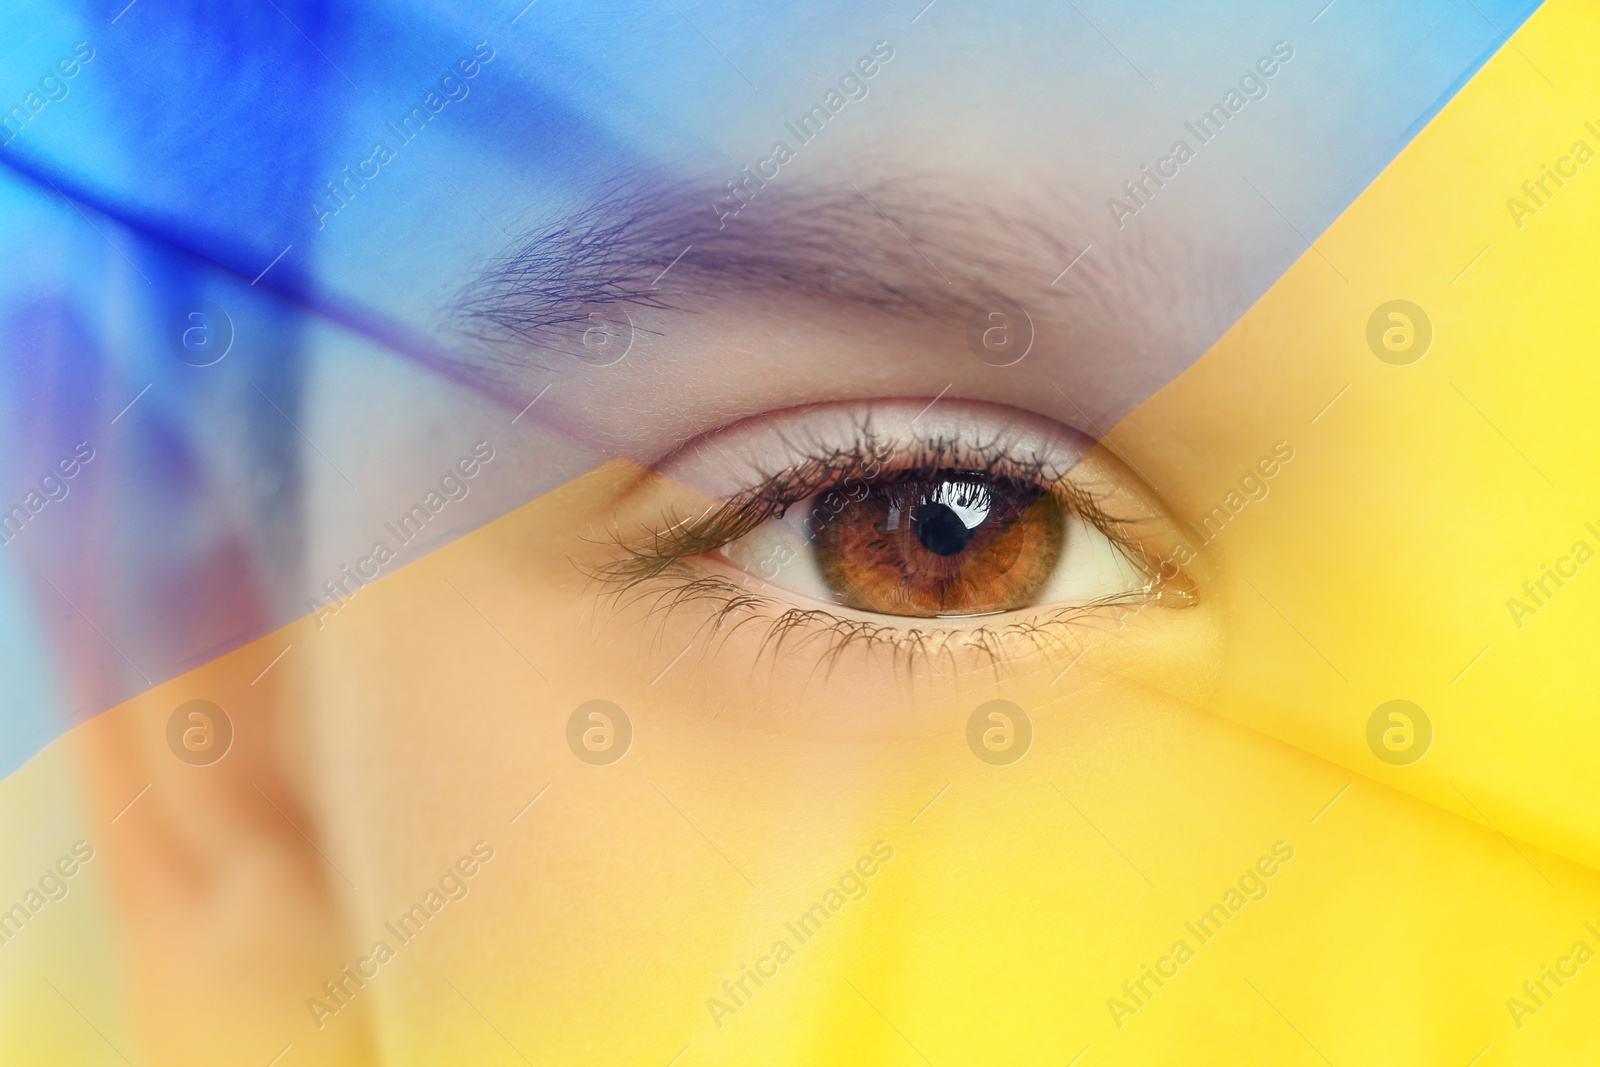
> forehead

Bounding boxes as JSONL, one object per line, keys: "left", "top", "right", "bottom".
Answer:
{"left": 443, "top": 2, "right": 1523, "bottom": 426}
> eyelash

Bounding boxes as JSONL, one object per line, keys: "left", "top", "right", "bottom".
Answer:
{"left": 586, "top": 427, "right": 1187, "bottom": 673}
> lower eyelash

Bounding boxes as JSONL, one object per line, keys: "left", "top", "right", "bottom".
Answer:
{"left": 585, "top": 531, "right": 1170, "bottom": 679}
{"left": 585, "top": 426, "right": 1191, "bottom": 672}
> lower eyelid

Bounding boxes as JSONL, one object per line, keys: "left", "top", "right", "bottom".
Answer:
{"left": 587, "top": 517, "right": 1207, "bottom": 693}
{"left": 565, "top": 519, "right": 1219, "bottom": 735}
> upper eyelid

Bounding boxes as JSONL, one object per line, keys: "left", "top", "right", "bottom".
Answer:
{"left": 652, "top": 398, "right": 1095, "bottom": 501}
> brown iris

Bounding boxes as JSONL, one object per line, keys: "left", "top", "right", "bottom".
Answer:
{"left": 810, "top": 470, "right": 1065, "bottom": 617}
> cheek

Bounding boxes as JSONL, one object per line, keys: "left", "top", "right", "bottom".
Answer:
{"left": 290, "top": 454, "right": 1230, "bottom": 1058}
{"left": 303, "top": 550, "right": 1230, "bottom": 1057}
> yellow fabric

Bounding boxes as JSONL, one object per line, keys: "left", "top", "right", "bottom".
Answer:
{"left": 4, "top": 2, "right": 1600, "bottom": 1063}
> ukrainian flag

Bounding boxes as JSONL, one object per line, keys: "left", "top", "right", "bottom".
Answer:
{"left": 1, "top": 1, "right": 1593, "bottom": 1063}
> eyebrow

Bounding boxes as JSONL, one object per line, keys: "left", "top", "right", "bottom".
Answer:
{"left": 448, "top": 174, "right": 1194, "bottom": 379}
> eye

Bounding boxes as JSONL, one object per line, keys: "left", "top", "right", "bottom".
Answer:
{"left": 605, "top": 398, "right": 1196, "bottom": 633}
{"left": 717, "top": 466, "right": 1159, "bottom": 619}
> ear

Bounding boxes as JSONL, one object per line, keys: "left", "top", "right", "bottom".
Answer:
{"left": 61, "top": 624, "right": 378, "bottom": 1066}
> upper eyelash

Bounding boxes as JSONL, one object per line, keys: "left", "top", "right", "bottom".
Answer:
{"left": 720, "top": 429, "right": 1060, "bottom": 510}
{"left": 622, "top": 412, "right": 1110, "bottom": 543}
{"left": 596, "top": 426, "right": 1136, "bottom": 584}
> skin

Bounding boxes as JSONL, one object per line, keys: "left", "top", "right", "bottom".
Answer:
{"left": 57, "top": 242, "right": 1233, "bottom": 1063}
{"left": 61, "top": 417, "right": 1600, "bottom": 1064}
{"left": 16, "top": 9, "right": 1600, "bottom": 1064}
{"left": 55, "top": 271, "right": 1600, "bottom": 1063}
{"left": 23, "top": 99, "right": 1600, "bottom": 1057}
{"left": 30, "top": 128, "right": 1600, "bottom": 1059}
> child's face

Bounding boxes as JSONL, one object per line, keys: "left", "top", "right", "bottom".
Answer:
{"left": 27, "top": 11, "right": 1600, "bottom": 1063}
{"left": 279, "top": 172, "right": 1242, "bottom": 1061}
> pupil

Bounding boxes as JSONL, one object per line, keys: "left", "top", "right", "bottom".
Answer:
{"left": 912, "top": 502, "right": 974, "bottom": 556}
